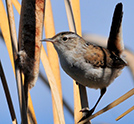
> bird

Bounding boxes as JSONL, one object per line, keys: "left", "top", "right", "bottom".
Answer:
{"left": 41, "top": 3, "right": 127, "bottom": 123}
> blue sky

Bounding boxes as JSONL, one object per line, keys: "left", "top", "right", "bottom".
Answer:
{"left": 0, "top": 0, "right": 134, "bottom": 124}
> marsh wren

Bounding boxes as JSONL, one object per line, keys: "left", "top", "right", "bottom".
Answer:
{"left": 41, "top": 3, "right": 126, "bottom": 123}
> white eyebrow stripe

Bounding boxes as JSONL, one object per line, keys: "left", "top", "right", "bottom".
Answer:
{"left": 65, "top": 34, "right": 78, "bottom": 38}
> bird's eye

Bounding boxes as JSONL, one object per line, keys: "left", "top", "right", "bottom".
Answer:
{"left": 62, "top": 37, "right": 67, "bottom": 41}
{"left": 85, "top": 42, "right": 90, "bottom": 46}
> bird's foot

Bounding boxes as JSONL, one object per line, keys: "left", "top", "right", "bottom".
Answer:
{"left": 78, "top": 107, "right": 94, "bottom": 124}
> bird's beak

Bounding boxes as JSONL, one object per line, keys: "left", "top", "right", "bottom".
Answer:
{"left": 40, "top": 38, "right": 54, "bottom": 43}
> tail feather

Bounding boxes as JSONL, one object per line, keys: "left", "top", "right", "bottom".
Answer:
{"left": 107, "top": 3, "right": 124, "bottom": 56}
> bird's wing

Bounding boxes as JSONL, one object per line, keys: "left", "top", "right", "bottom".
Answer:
{"left": 84, "top": 44, "right": 126, "bottom": 68}
{"left": 107, "top": 3, "right": 124, "bottom": 56}
{"left": 83, "top": 44, "right": 110, "bottom": 67}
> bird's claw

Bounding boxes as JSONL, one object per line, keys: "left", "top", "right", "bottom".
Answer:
{"left": 79, "top": 107, "right": 90, "bottom": 113}
{"left": 78, "top": 107, "right": 93, "bottom": 124}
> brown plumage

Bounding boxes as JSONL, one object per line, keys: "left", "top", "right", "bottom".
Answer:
{"left": 84, "top": 43, "right": 126, "bottom": 68}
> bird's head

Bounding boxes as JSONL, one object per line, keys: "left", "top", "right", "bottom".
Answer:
{"left": 41, "top": 31, "right": 81, "bottom": 53}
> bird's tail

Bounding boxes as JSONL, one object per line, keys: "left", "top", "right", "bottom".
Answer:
{"left": 107, "top": 3, "right": 124, "bottom": 56}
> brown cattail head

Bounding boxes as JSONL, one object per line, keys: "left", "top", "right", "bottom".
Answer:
{"left": 18, "top": 0, "right": 45, "bottom": 89}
